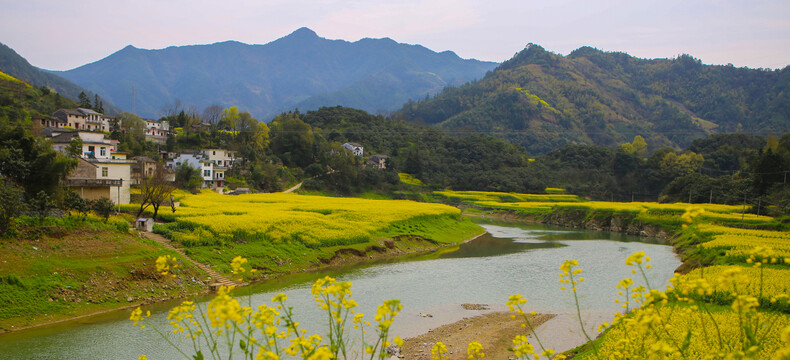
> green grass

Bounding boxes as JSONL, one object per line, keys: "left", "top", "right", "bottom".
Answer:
{"left": 373, "top": 214, "right": 483, "bottom": 244}
{"left": 0, "top": 215, "right": 205, "bottom": 330}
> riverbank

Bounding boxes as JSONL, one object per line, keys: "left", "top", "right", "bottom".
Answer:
{"left": 399, "top": 311, "right": 555, "bottom": 359}
{"left": 0, "top": 223, "right": 206, "bottom": 334}
{"left": 0, "top": 218, "right": 485, "bottom": 336}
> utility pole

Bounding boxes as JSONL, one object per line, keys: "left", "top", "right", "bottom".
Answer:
{"left": 689, "top": 190, "right": 692, "bottom": 204}
{"left": 709, "top": 190, "right": 713, "bottom": 204}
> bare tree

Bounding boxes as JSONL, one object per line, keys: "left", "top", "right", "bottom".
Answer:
{"left": 202, "top": 104, "right": 223, "bottom": 124}
{"left": 136, "top": 164, "right": 175, "bottom": 220}
{"left": 160, "top": 99, "right": 185, "bottom": 118}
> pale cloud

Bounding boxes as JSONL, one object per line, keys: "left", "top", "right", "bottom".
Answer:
{"left": 315, "top": 0, "right": 480, "bottom": 41}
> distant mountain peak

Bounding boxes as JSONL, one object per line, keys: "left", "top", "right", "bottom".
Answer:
{"left": 55, "top": 30, "right": 498, "bottom": 119}
{"left": 287, "top": 27, "right": 319, "bottom": 39}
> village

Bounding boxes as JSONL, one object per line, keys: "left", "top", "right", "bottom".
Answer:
{"left": 34, "top": 106, "right": 390, "bottom": 207}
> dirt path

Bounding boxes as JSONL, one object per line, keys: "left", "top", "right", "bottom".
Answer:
{"left": 140, "top": 231, "right": 244, "bottom": 290}
{"left": 283, "top": 181, "right": 303, "bottom": 193}
{"left": 398, "top": 312, "right": 555, "bottom": 360}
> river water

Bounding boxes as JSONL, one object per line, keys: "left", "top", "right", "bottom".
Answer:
{"left": 0, "top": 221, "right": 680, "bottom": 359}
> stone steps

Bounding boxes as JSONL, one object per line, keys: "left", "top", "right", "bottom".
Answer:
{"left": 140, "top": 231, "right": 246, "bottom": 291}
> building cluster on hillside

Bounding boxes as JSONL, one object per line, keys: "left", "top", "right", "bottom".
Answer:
{"left": 41, "top": 108, "right": 389, "bottom": 205}
{"left": 37, "top": 108, "right": 171, "bottom": 144}
{"left": 43, "top": 108, "right": 239, "bottom": 205}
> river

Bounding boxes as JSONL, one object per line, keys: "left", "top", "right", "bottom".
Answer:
{"left": 0, "top": 221, "right": 680, "bottom": 359}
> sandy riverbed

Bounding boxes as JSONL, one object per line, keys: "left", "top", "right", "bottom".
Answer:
{"left": 399, "top": 311, "right": 555, "bottom": 359}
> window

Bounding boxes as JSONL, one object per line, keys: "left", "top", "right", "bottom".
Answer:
{"left": 100, "top": 147, "right": 106, "bottom": 156}
{"left": 203, "top": 170, "right": 211, "bottom": 177}
{"left": 102, "top": 167, "right": 108, "bottom": 177}
{"left": 213, "top": 151, "right": 216, "bottom": 155}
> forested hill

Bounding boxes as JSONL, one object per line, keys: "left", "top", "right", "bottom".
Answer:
{"left": 52, "top": 27, "right": 497, "bottom": 120}
{"left": 0, "top": 43, "right": 120, "bottom": 114}
{"left": 394, "top": 44, "right": 790, "bottom": 154}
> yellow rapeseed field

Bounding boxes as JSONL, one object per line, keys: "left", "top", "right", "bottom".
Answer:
{"left": 168, "top": 191, "right": 462, "bottom": 247}
{"left": 588, "top": 304, "right": 790, "bottom": 359}
{"left": 685, "top": 265, "right": 790, "bottom": 300}
{"left": 698, "top": 224, "right": 790, "bottom": 258}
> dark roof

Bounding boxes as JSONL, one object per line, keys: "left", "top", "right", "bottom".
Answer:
{"left": 53, "top": 109, "right": 85, "bottom": 122}
{"left": 52, "top": 132, "right": 78, "bottom": 143}
{"left": 55, "top": 108, "right": 85, "bottom": 116}
{"left": 77, "top": 108, "right": 101, "bottom": 115}
{"left": 41, "top": 127, "right": 73, "bottom": 137}
{"left": 133, "top": 156, "right": 157, "bottom": 163}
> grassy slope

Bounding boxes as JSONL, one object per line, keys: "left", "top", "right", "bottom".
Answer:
{"left": 0, "top": 216, "right": 206, "bottom": 332}
{"left": 174, "top": 214, "right": 482, "bottom": 278}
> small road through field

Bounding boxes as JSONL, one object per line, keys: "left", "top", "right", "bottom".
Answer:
{"left": 283, "top": 181, "right": 303, "bottom": 193}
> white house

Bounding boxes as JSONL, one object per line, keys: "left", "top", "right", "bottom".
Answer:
{"left": 53, "top": 132, "right": 134, "bottom": 204}
{"left": 168, "top": 151, "right": 227, "bottom": 191}
{"left": 143, "top": 119, "right": 171, "bottom": 144}
{"left": 203, "top": 148, "right": 239, "bottom": 168}
{"left": 52, "top": 131, "right": 120, "bottom": 159}
{"left": 343, "top": 142, "right": 364, "bottom": 157}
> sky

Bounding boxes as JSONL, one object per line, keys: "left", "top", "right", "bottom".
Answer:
{"left": 1, "top": 0, "right": 788, "bottom": 71}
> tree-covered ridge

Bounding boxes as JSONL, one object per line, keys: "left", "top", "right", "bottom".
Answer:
{"left": 0, "top": 70, "right": 79, "bottom": 122}
{"left": 300, "top": 106, "right": 538, "bottom": 192}
{"left": 0, "top": 42, "right": 120, "bottom": 114}
{"left": 395, "top": 44, "right": 790, "bottom": 154}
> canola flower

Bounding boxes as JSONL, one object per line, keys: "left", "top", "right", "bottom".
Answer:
{"left": 156, "top": 254, "right": 179, "bottom": 278}
{"left": 559, "top": 259, "right": 597, "bottom": 357}
{"left": 588, "top": 249, "right": 790, "bottom": 359}
{"left": 431, "top": 342, "right": 447, "bottom": 360}
{"left": 310, "top": 276, "right": 356, "bottom": 358}
{"left": 467, "top": 341, "right": 484, "bottom": 359}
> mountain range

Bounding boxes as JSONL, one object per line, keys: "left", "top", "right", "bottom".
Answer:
{"left": 394, "top": 44, "right": 790, "bottom": 154}
{"left": 51, "top": 28, "right": 498, "bottom": 120}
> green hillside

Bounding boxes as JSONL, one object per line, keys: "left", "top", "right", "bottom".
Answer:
{"left": 0, "top": 43, "right": 120, "bottom": 114}
{"left": 0, "top": 70, "right": 79, "bottom": 121}
{"left": 395, "top": 44, "right": 790, "bottom": 154}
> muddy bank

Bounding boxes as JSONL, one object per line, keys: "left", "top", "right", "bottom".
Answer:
{"left": 315, "top": 233, "right": 485, "bottom": 268}
{"left": 399, "top": 311, "right": 555, "bottom": 360}
{"left": 542, "top": 209, "right": 670, "bottom": 240}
